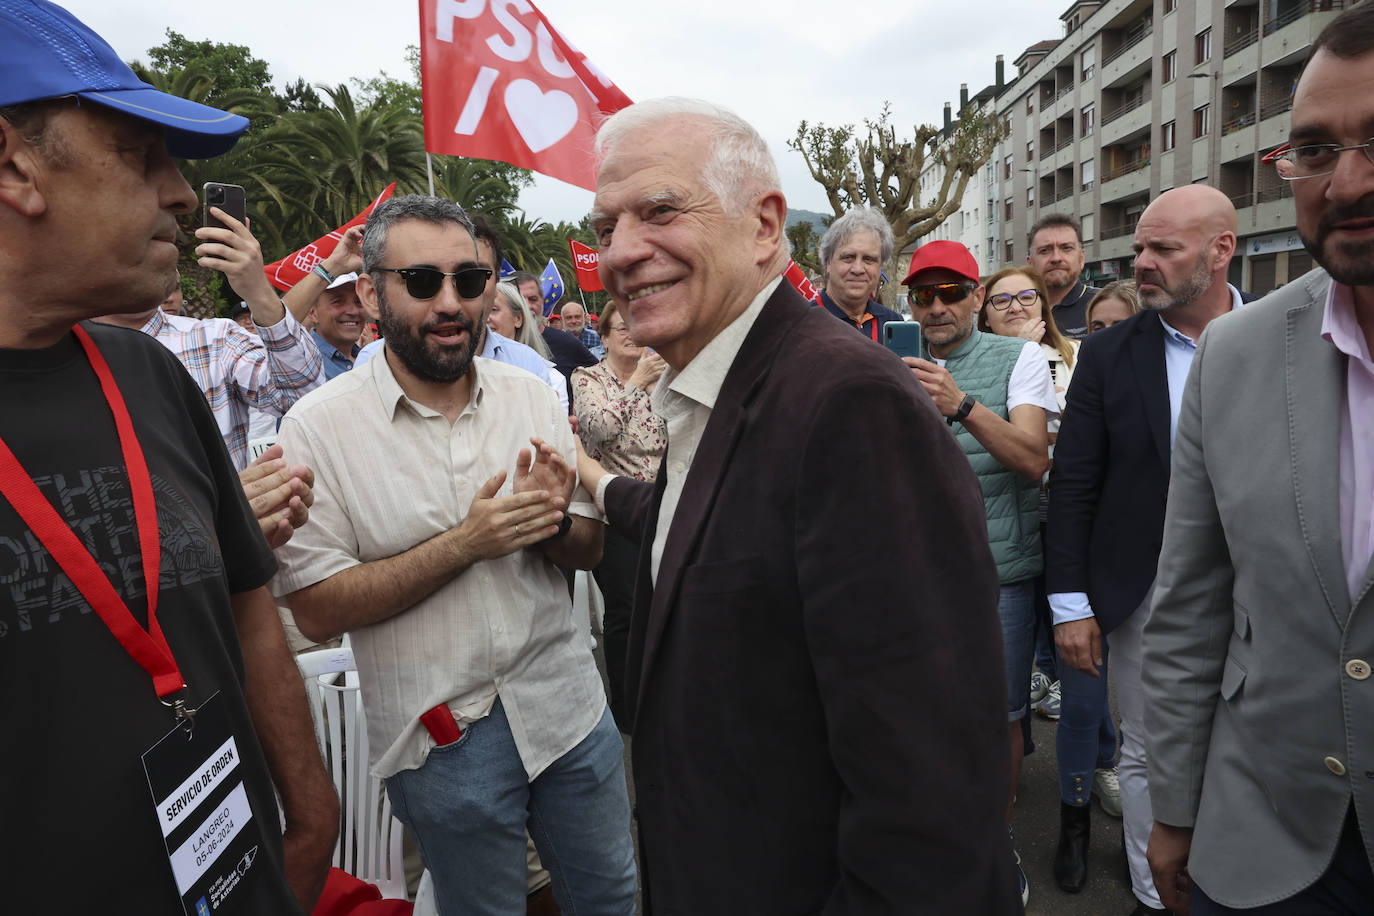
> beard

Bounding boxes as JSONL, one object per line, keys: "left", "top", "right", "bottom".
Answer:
{"left": 1135, "top": 250, "right": 1213, "bottom": 312}
{"left": 376, "top": 284, "right": 479, "bottom": 383}
{"left": 1300, "top": 197, "right": 1374, "bottom": 287}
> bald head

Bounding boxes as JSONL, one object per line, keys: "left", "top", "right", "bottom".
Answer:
{"left": 1142, "top": 185, "right": 1237, "bottom": 238}
{"left": 1133, "top": 186, "right": 1238, "bottom": 316}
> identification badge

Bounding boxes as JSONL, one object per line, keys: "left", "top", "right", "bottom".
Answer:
{"left": 141, "top": 693, "right": 270, "bottom": 915}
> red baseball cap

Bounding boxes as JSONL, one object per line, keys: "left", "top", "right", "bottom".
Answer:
{"left": 903, "top": 240, "right": 981, "bottom": 286}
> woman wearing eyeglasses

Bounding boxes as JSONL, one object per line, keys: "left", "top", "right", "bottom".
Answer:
{"left": 980, "top": 265, "right": 1123, "bottom": 894}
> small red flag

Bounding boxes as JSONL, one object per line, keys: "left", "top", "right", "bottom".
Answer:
{"left": 568, "top": 238, "right": 604, "bottom": 292}
{"left": 418, "top": 0, "right": 633, "bottom": 190}
{"left": 263, "top": 183, "right": 396, "bottom": 291}
{"left": 784, "top": 259, "right": 819, "bottom": 302}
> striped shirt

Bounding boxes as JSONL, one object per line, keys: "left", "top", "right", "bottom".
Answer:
{"left": 141, "top": 308, "right": 324, "bottom": 469}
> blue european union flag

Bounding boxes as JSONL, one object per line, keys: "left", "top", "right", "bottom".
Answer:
{"left": 500, "top": 258, "right": 517, "bottom": 279}
{"left": 539, "top": 258, "right": 565, "bottom": 318}
{"left": 195, "top": 897, "right": 211, "bottom": 916}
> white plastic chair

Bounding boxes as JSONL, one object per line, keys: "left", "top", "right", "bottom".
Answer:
{"left": 295, "top": 646, "right": 408, "bottom": 899}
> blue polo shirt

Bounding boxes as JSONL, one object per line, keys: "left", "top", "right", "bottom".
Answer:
{"left": 311, "top": 329, "right": 359, "bottom": 380}
{"left": 818, "top": 290, "right": 904, "bottom": 343}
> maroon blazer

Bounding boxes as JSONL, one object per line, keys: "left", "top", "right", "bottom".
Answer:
{"left": 606, "top": 282, "right": 1021, "bottom": 915}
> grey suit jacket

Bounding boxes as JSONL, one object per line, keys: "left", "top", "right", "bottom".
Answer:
{"left": 1143, "top": 267, "right": 1374, "bottom": 907}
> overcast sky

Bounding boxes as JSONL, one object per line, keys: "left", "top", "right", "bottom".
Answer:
{"left": 62, "top": 0, "right": 1072, "bottom": 225}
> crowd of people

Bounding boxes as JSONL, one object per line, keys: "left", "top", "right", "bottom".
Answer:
{"left": 4, "top": 0, "right": 1374, "bottom": 914}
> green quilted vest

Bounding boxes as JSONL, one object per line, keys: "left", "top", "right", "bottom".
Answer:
{"left": 922, "top": 328, "right": 1043, "bottom": 584}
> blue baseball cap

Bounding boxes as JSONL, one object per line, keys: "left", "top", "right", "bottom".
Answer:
{"left": 0, "top": 0, "right": 249, "bottom": 158}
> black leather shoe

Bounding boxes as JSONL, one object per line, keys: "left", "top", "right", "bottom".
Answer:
{"left": 1054, "top": 801, "right": 1091, "bottom": 892}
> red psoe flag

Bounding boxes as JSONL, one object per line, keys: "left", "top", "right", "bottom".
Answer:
{"left": 262, "top": 183, "right": 397, "bottom": 292}
{"left": 419, "top": 0, "right": 633, "bottom": 191}
{"left": 568, "top": 238, "right": 604, "bottom": 292}
{"left": 784, "top": 259, "right": 819, "bottom": 302}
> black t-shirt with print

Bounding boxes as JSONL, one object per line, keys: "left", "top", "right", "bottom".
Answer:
{"left": 0, "top": 322, "right": 300, "bottom": 914}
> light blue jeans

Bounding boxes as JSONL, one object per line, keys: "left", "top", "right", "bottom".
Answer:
{"left": 385, "top": 697, "right": 637, "bottom": 915}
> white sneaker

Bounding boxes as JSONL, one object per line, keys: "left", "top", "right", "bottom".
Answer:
{"left": 1035, "top": 680, "right": 1061, "bottom": 719}
{"left": 1094, "top": 766, "right": 1123, "bottom": 817}
{"left": 1029, "top": 670, "right": 1052, "bottom": 704}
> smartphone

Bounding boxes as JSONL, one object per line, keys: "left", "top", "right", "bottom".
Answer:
{"left": 202, "top": 182, "right": 246, "bottom": 231}
{"left": 883, "top": 320, "right": 923, "bottom": 359}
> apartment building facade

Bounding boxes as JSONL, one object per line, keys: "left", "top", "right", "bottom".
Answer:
{"left": 918, "top": 0, "right": 1349, "bottom": 292}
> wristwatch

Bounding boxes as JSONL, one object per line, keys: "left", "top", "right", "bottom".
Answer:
{"left": 948, "top": 393, "right": 976, "bottom": 426}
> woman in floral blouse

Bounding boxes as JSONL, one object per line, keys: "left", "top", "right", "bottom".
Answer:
{"left": 572, "top": 300, "right": 666, "bottom": 730}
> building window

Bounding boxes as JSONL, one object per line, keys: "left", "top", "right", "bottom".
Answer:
{"left": 1082, "top": 103, "right": 1096, "bottom": 137}
{"left": 1195, "top": 28, "right": 1211, "bottom": 65}
{"left": 1193, "top": 105, "right": 1211, "bottom": 139}
{"left": 1027, "top": 140, "right": 1034, "bottom": 159}
{"left": 1082, "top": 159, "right": 1096, "bottom": 189}
{"left": 1081, "top": 47, "right": 1096, "bottom": 81}
{"left": 1081, "top": 213, "right": 1095, "bottom": 242}
{"left": 1005, "top": 198, "right": 1014, "bottom": 221}
{"left": 1162, "top": 51, "right": 1176, "bottom": 83}
{"left": 1004, "top": 154, "right": 1013, "bottom": 180}
{"left": 1161, "top": 120, "right": 1176, "bottom": 151}
{"left": 1027, "top": 95, "right": 1034, "bottom": 114}
{"left": 1164, "top": 0, "right": 1176, "bottom": 12}
{"left": 1028, "top": 184, "right": 1036, "bottom": 205}
{"left": 1006, "top": 241, "right": 1015, "bottom": 262}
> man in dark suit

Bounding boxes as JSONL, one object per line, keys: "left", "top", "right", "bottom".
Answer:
{"left": 1046, "top": 185, "right": 1241, "bottom": 913}
{"left": 580, "top": 97, "right": 1021, "bottom": 914}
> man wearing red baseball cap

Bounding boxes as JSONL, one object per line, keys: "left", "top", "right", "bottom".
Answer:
{"left": 902, "top": 239, "right": 1059, "bottom": 905}
{"left": 0, "top": 2, "right": 336, "bottom": 913}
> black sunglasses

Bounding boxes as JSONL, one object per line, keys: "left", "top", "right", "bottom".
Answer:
{"left": 907, "top": 281, "right": 977, "bottom": 308}
{"left": 375, "top": 266, "right": 493, "bottom": 300}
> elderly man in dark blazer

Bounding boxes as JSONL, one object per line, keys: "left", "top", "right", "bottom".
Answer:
{"left": 578, "top": 96, "right": 1022, "bottom": 914}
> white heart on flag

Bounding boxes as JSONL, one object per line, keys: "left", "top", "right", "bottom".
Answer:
{"left": 504, "top": 80, "right": 578, "bottom": 153}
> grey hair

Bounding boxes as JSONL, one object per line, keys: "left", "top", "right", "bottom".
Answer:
{"left": 819, "top": 208, "right": 894, "bottom": 270}
{"left": 495, "top": 281, "right": 551, "bottom": 359}
{"left": 361, "top": 194, "right": 475, "bottom": 273}
{"left": 594, "top": 97, "right": 780, "bottom": 215}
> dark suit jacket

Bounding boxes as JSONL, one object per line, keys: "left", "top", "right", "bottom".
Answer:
{"left": 605, "top": 282, "right": 1020, "bottom": 915}
{"left": 1046, "top": 309, "right": 1171, "bottom": 633}
{"left": 541, "top": 325, "right": 597, "bottom": 410}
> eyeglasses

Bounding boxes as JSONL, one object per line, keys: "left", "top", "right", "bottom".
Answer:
{"left": 605, "top": 323, "right": 631, "bottom": 335}
{"left": 1263, "top": 139, "right": 1374, "bottom": 180}
{"left": 907, "top": 282, "right": 978, "bottom": 308}
{"left": 374, "top": 266, "right": 493, "bottom": 300}
{"left": 987, "top": 288, "right": 1041, "bottom": 310}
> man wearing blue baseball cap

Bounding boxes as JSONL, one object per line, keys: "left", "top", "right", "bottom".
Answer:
{"left": 0, "top": 3, "right": 337, "bottom": 914}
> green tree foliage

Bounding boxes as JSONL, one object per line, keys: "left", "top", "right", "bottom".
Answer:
{"left": 786, "top": 221, "right": 822, "bottom": 276}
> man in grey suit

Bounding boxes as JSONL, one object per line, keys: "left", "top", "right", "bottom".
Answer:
{"left": 1143, "top": 6, "right": 1374, "bottom": 911}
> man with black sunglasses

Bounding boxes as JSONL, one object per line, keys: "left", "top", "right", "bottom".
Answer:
{"left": 270, "top": 194, "right": 636, "bottom": 915}
{"left": 902, "top": 239, "right": 1057, "bottom": 902}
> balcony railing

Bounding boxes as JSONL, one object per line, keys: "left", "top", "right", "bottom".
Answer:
{"left": 1103, "top": 92, "right": 1149, "bottom": 126}
{"left": 1230, "top": 191, "right": 1255, "bottom": 209}
{"left": 1057, "top": 84, "right": 1075, "bottom": 100}
{"left": 1101, "top": 219, "right": 1140, "bottom": 240}
{"left": 1260, "top": 96, "right": 1294, "bottom": 120}
{"left": 1263, "top": 0, "right": 1345, "bottom": 36}
{"left": 1103, "top": 157, "right": 1151, "bottom": 182}
{"left": 1222, "top": 111, "right": 1257, "bottom": 135}
{"left": 1041, "top": 144, "right": 1057, "bottom": 160}
{"left": 1256, "top": 183, "right": 1295, "bottom": 204}
{"left": 1224, "top": 26, "right": 1259, "bottom": 55}
{"left": 1103, "top": 21, "right": 1154, "bottom": 66}
{"left": 1056, "top": 187, "right": 1075, "bottom": 202}
{"left": 1056, "top": 136, "right": 1074, "bottom": 152}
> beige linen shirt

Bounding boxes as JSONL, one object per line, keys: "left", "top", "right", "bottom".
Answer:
{"left": 271, "top": 351, "right": 605, "bottom": 780}
{"left": 647, "top": 277, "right": 780, "bottom": 585}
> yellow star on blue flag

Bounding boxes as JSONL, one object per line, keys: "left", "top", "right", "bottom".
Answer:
{"left": 539, "top": 258, "right": 564, "bottom": 318}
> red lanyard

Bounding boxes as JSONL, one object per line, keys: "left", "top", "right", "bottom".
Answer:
{"left": 0, "top": 325, "right": 181, "bottom": 698}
